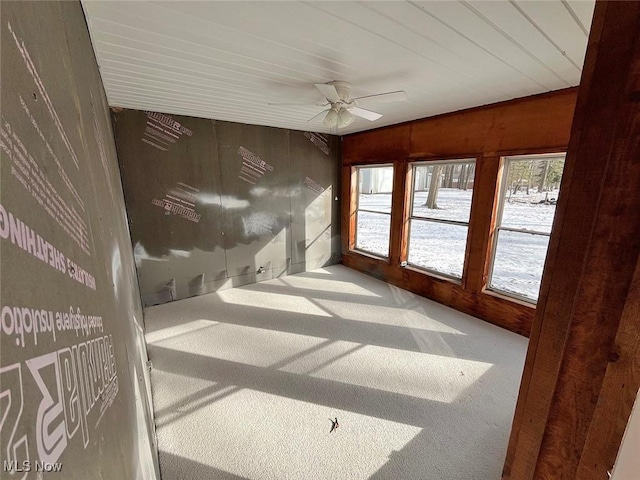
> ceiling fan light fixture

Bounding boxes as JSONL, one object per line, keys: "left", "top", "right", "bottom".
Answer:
{"left": 323, "top": 107, "right": 339, "bottom": 127}
{"left": 338, "top": 108, "right": 354, "bottom": 128}
{"left": 275, "top": 80, "right": 403, "bottom": 128}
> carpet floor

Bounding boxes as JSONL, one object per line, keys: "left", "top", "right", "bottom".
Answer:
{"left": 145, "top": 265, "right": 527, "bottom": 480}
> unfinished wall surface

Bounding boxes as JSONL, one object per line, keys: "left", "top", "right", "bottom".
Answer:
{"left": 0, "top": 2, "right": 159, "bottom": 479}
{"left": 112, "top": 109, "right": 341, "bottom": 306}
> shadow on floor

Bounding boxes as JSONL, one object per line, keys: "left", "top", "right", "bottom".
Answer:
{"left": 159, "top": 451, "right": 252, "bottom": 480}
{"left": 147, "top": 299, "right": 510, "bottom": 364}
{"left": 146, "top": 265, "right": 526, "bottom": 479}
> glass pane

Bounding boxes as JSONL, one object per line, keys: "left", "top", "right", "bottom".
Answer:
{"left": 412, "top": 161, "right": 475, "bottom": 223}
{"left": 356, "top": 211, "right": 391, "bottom": 258}
{"left": 358, "top": 166, "right": 393, "bottom": 213}
{"left": 490, "top": 230, "right": 550, "bottom": 302}
{"left": 408, "top": 220, "right": 468, "bottom": 279}
{"left": 500, "top": 156, "right": 565, "bottom": 234}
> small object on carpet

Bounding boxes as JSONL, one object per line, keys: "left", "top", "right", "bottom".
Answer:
{"left": 329, "top": 417, "right": 339, "bottom": 433}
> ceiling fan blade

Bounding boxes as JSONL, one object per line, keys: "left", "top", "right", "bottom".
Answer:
{"left": 307, "top": 109, "right": 329, "bottom": 123}
{"left": 314, "top": 83, "right": 341, "bottom": 103}
{"left": 268, "top": 102, "right": 327, "bottom": 106}
{"left": 350, "top": 106, "right": 382, "bottom": 121}
{"left": 352, "top": 90, "right": 407, "bottom": 104}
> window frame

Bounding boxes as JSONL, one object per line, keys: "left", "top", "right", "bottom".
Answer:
{"left": 487, "top": 152, "right": 566, "bottom": 304}
{"left": 406, "top": 158, "right": 477, "bottom": 281}
{"left": 353, "top": 164, "right": 394, "bottom": 259}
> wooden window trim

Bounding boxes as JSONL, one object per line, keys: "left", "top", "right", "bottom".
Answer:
{"left": 405, "top": 158, "right": 476, "bottom": 282}
{"left": 486, "top": 153, "right": 566, "bottom": 304}
{"left": 351, "top": 164, "right": 394, "bottom": 260}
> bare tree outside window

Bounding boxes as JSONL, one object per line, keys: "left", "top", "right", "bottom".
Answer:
{"left": 489, "top": 154, "right": 566, "bottom": 302}
{"left": 409, "top": 159, "right": 476, "bottom": 279}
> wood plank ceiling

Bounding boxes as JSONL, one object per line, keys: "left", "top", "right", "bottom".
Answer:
{"left": 82, "top": 0, "right": 594, "bottom": 135}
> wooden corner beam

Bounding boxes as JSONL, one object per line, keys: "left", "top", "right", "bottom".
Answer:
{"left": 503, "top": 1, "right": 640, "bottom": 478}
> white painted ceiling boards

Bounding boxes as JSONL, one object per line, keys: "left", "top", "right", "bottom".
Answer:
{"left": 82, "top": 1, "right": 595, "bottom": 135}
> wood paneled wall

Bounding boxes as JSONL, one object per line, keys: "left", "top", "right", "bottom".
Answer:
{"left": 342, "top": 88, "right": 578, "bottom": 336}
{"left": 504, "top": 1, "right": 640, "bottom": 478}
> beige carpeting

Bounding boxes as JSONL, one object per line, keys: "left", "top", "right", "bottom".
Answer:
{"left": 145, "top": 265, "right": 527, "bottom": 480}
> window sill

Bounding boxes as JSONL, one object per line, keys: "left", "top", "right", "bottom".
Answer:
{"left": 349, "top": 249, "right": 391, "bottom": 264}
{"left": 483, "top": 288, "right": 537, "bottom": 308}
{"left": 401, "top": 263, "right": 462, "bottom": 285}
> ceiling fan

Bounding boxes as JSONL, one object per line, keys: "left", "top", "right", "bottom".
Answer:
{"left": 269, "top": 81, "right": 407, "bottom": 129}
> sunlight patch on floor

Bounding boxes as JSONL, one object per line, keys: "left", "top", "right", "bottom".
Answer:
{"left": 312, "top": 298, "right": 465, "bottom": 334}
{"left": 219, "top": 289, "right": 334, "bottom": 316}
{"left": 157, "top": 388, "right": 422, "bottom": 480}
{"left": 146, "top": 319, "right": 217, "bottom": 344}
{"left": 155, "top": 322, "right": 330, "bottom": 368}
{"left": 277, "top": 275, "right": 381, "bottom": 297}
{"left": 281, "top": 342, "right": 492, "bottom": 404}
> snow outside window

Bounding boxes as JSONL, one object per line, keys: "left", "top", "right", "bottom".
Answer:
{"left": 408, "top": 159, "right": 476, "bottom": 279}
{"left": 488, "top": 154, "right": 566, "bottom": 303}
{"left": 355, "top": 165, "right": 394, "bottom": 258}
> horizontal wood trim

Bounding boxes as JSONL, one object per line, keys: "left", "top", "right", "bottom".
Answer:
{"left": 343, "top": 88, "right": 577, "bottom": 165}
{"left": 342, "top": 251, "right": 535, "bottom": 337}
{"left": 343, "top": 123, "right": 411, "bottom": 164}
{"left": 410, "top": 89, "right": 576, "bottom": 158}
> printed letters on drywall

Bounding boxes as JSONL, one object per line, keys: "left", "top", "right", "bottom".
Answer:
{"left": 0, "top": 334, "right": 119, "bottom": 476}
{"left": 151, "top": 182, "right": 202, "bottom": 223}
{"left": 304, "top": 176, "right": 325, "bottom": 195}
{"left": 0, "top": 17, "right": 123, "bottom": 478}
{"left": 0, "top": 274, "right": 120, "bottom": 475}
{"left": 237, "top": 146, "right": 274, "bottom": 185}
{"left": 0, "top": 205, "right": 97, "bottom": 290}
{"left": 304, "top": 132, "right": 330, "bottom": 155}
{"left": 142, "top": 111, "right": 193, "bottom": 151}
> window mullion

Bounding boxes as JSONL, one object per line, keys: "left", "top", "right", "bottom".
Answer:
{"left": 358, "top": 209, "right": 391, "bottom": 216}
{"left": 497, "top": 226, "right": 550, "bottom": 237}
{"left": 410, "top": 216, "right": 469, "bottom": 227}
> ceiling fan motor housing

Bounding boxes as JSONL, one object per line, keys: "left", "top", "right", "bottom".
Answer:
{"left": 328, "top": 80, "right": 352, "bottom": 102}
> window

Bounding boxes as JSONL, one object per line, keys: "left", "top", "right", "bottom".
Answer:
{"left": 355, "top": 165, "right": 394, "bottom": 258}
{"left": 489, "top": 153, "right": 566, "bottom": 303}
{"left": 407, "top": 159, "right": 476, "bottom": 279}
